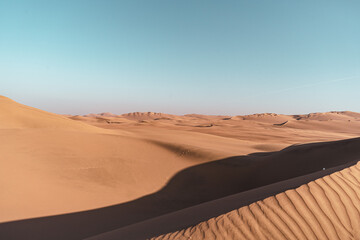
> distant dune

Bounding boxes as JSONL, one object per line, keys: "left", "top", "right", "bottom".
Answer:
{"left": 295, "top": 111, "right": 360, "bottom": 121}
{"left": 120, "top": 112, "right": 178, "bottom": 121}
{"left": 1, "top": 96, "right": 360, "bottom": 240}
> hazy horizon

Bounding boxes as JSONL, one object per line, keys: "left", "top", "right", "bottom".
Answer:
{"left": 3, "top": 95, "right": 358, "bottom": 117}
{"left": 1, "top": 1, "right": 359, "bottom": 115}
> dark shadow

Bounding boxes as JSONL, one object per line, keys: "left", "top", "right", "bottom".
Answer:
{"left": 1, "top": 137, "right": 360, "bottom": 240}
{"left": 90, "top": 160, "right": 356, "bottom": 240}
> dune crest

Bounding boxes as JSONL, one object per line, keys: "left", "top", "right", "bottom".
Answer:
{"left": 153, "top": 162, "right": 360, "bottom": 240}
{"left": 121, "top": 112, "right": 176, "bottom": 121}
{"left": 2, "top": 95, "right": 360, "bottom": 240}
{"left": 295, "top": 111, "right": 360, "bottom": 121}
{"left": 84, "top": 113, "right": 120, "bottom": 118}
{"left": 0, "top": 96, "right": 104, "bottom": 132}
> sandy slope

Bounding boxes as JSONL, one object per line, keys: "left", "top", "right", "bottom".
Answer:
{"left": 153, "top": 162, "right": 360, "bottom": 240}
{"left": 2, "top": 136, "right": 358, "bottom": 240}
{"left": 1, "top": 138, "right": 359, "bottom": 240}
{"left": 0, "top": 96, "right": 104, "bottom": 132}
{"left": 0, "top": 97, "right": 283, "bottom": 222}
{"left": 77, "top": 137, "right": 360, "bottom": 240}
{"left": 1, "top": 96, "right": 360, "bottom": 240}
{"left": 0, "top": 129, "right": 195, "bottom": 221}
{"left": 76, "top": 110, "right": 360, "bottom": 145}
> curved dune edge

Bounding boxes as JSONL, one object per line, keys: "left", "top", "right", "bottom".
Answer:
{"left": 0, "top": 96, "right": 108, "bottom": 133}
{"left": 84, "top": 161, "right": 356, "bottom": 240}
{"left": 153, "top": 162, "right": 360, "bottom": 240}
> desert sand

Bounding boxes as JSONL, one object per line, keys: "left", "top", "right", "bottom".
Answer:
{"left": 1, "top": 95, "right": 360, "bottom": 239}
{"left": 151, "top": 162, "right": 360, "bottom": 240}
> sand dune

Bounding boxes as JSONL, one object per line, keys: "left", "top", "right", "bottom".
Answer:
{"left": 0, "top": 128, "right": 225, "bottom": 222}
{"left": 296, "top": 111, "right": 360, "bottom": 121}
{"left": 84, "top": 112, "right": 120, "bottom": 118}
{"left": 76, "top": 110, "right": 360, "bottom": 140}
{"left": 0, "top": 96, "right": 103, "bottom": 132}
{"left": 152, "top": 162, "right": 360, "bottom": 240}
{"left": 86, "top": 161, "right": 356, "bottom": 240}
{"left": 121, "top": 112, "right": 177, "bottom": 121}
{"left": 1, "top": 137, "right": 359, "bottom": 240}
{"left": 84, "top": 137, "right": 360, "bottom": 239}
{"left": 1, "top": 96, "right": 360, "bottom": 240}
{"left": 236, "top": 113, "right": 293, "bottom": 124}
{"left": 0, "top": 97, "right": 266, "bottom": 222}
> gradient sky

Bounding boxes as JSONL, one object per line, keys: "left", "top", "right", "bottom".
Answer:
{"left": 1, "top": 0, "right": 359, "bottom": 115}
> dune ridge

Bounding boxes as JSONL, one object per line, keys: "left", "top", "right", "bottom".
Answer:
{"left": 1, "top": 137, "right": 360, "bottom": 240}
{"left": 152, "top": 162, "right": 360, "bottom": 240}
{"left": 1, "top": 95, "right": 360, "bottom": 240}
{"left": 84, "top": 161, "right": 356, "bottom": 240}
{"left": 121, "top": 112, "right": 177, "bottom": 121}
{"left": 78, "top": 110, "right": 360, "bottom": 123}
{"left": 0, "top": 96, "right": 104, "bottom": 132}
{"left": 73, "top": 110, "right": 360, "bottom": 141}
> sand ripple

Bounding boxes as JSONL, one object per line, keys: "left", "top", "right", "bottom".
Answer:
{"left": 153, "top": 163, "right": 360, "bottom": 240}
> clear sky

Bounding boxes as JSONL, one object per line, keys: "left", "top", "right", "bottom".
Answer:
{"left": 1, "top": 0, "right": 359, "bottom": 115}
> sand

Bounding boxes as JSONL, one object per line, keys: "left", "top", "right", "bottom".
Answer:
{"left": 1, "top": 95, "right": 360, "bottom": 239}
{"left": 152, "top": 162, "right": 360, "bottom": 240}
{"left": 0, "top": 96, "right": 104, "bottom": 132}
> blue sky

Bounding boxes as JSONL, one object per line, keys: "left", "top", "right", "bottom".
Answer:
{"left": 1, "top": 0, "right": 359, "bottom": 115}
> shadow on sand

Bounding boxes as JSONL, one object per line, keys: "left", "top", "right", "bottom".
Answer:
{"left": 1, "top": 137, "right": 360, "bottom": 240}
